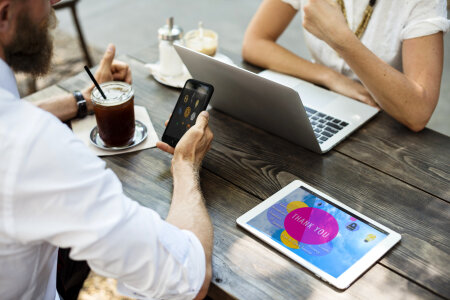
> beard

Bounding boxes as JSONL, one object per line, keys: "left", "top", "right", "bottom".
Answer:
{"left": 4, "top": 9, "right": 57, "bottom": 76}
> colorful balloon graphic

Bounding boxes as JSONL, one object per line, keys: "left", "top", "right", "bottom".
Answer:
{"left": 280, "top": 230, "right": 299, "bottom": 249}
{"left": 266, "top": 202, "right": 289, "bottom": 229}
{"left": 286, "top": 201, "right": 308, "bottom": 213}
{"left": 284, "top": 207, "right": 339, "bottom": 245}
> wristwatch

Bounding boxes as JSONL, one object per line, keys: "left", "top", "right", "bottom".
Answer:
{"left": 73, "top": 91, "right": 87, "bottom": 119}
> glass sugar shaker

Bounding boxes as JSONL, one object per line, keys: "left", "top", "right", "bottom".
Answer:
{"left": 158, "top": 17, "right": 184, "bottom": 77}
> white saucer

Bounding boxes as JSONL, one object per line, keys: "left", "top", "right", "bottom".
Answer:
{"left": 213, "top": 53, "right": 235, "bottom": 65}
{"left": 145, "top": 52, "right": 235, "bottom": 89}
{"left": 145, "top": 64, "right": 192, "bottom": 88}
{"left": 89, "top": 120, "right": 148, "bottom": 151}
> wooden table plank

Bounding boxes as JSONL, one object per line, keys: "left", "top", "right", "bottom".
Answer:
{"left": 129, "top": 46, "right": 450, "bottom": 201}
{"left": 204, "top": 110, "right": 450, "bottom": 298}
{"left": 55, "top": 55, "right": 450, "bottom": 298}
{"left": 23, "top": 85, "right": 68, "bottom": 103}
{"left": 100, "top": 145, "right": 441, "bottom": 300}
{"left": 335, "top": 113, "right": 450, "bottom": 201}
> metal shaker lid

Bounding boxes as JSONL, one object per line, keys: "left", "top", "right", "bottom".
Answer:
{"left": 158, "top": 17, "right": 183, "bottom": 41}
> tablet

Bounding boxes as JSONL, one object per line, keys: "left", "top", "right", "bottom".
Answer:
{"left": 236, "top": 180, "right": 401, "bottom": 289}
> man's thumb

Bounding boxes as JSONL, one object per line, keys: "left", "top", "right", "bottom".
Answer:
{"left": 100, "top": 44, "right": 115, "bottom": 67}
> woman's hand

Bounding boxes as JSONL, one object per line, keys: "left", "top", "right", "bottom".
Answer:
{"left": 325, "top": 71, "right": 379, "bottom": 108}
{"left": 303, "top": 0, "right": 352, "bottom": 48}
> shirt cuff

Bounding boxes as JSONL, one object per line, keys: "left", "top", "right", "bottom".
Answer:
{"left": 401, "top": 17, "right": 450, "bottom": 40}
{"left": 182, "top": 229, "right": 206, "bottom": 298}
{"left": 116, "top": 229, "right": 206, "bottom": 300}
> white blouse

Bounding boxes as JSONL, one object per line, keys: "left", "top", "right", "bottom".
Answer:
{"left": 282, "top": 0, "right": 449, "bottom": 81}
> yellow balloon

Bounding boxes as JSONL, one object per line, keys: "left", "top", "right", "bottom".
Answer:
{"left": 280, "top": 230, "right": 299, "bottom": 249}
{"left": 286, "top": 201, "right": 308, "bottom": 212}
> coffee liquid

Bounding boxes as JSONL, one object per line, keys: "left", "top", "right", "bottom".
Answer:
{"left": 92, "top": 82, "right": 135, "bottom": 147}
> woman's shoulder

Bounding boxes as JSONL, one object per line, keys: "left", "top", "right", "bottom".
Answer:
{"left": 281, "top": 0, "right": 301, "bottom": 11}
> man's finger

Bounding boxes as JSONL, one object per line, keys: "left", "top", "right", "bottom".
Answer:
{"left": 100, "top": 44, "right": 116, "bottom": 69}
{"left": 194, "top": 111, "right": 209, "bottom": 130}
{"left": 156, "top": 141, "right": 175, "bottom": 155}
{"left": 125, "top": 68, "right": 132, "bottom": 84}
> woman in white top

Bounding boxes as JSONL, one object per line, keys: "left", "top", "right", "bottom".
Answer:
{"left": 242, "top": 0, "right": 449, "bottom": 131}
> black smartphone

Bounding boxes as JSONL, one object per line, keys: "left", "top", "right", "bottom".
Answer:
{"left": 162, "top": 79, "right": 214, "bottom": 147}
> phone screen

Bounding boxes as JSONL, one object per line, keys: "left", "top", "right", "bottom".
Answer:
{"left": 162, "top": 79, "right": 214, "bottom": 147}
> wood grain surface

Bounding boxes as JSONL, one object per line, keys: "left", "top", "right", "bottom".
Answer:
{"left": 53, "top": 53, "right": 450, "bottom": 299}
{"left": 89, "top": 142, "right": 442, "bottom": 300}
{"left": 129, "top": 46, "right": 450, "bottom": 202}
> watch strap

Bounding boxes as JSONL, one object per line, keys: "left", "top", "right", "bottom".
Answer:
{"left": 73, "top": 91, "right": 87, "bottom": 119}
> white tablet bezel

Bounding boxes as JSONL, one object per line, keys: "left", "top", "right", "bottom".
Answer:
{"left": 236, "top": 180, "right": 401, "bottom": 289}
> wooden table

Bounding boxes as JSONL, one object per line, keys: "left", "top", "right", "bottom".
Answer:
{"left": 26, "top": 46, "right": 450, "bottom": 300}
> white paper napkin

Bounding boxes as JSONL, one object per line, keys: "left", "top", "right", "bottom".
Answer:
{"left": 72, "top": 105, "right": 159, "bottom": 156}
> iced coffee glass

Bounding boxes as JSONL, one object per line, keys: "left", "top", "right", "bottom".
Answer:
{"left": 91, "top": 82, "right": 135, "bottom": 147}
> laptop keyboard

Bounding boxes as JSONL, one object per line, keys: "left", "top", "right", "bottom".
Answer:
{"left": 305, "top": 107, "right": 349, "bottom": 144}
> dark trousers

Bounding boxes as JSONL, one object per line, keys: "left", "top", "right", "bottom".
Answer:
{"left": 56, "top": 248, "right": 91, "bottom": 300}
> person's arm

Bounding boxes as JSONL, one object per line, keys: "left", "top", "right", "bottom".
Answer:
{"left": 157, "top": 111, "right": 214, "bottom": 300}
{"left": 12, "top": 108, "right": 212, "bottom": 299}
{"left": 33, "top": 44, "right": 132, "bottom": 122}
{"left": 33, "top": 87, "right": 93, "bottom": 121}
{"left": 242, "top": 0, "right": 377, "bottom": 106}
{"left": 302, "top": 0, "right": 444, "bottom": 131}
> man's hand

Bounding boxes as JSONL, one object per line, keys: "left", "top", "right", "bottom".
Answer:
{"left": 94, "top": 44, "right": 132, "bottom": 84}
{"left": 325, "top": 70, "right": 379, "bottom": 108}
{"left": 303, "top": 0, "right": 351, "bottom": 48}
{"left": 82, "top": 44, "right": 133, "bottom": 112}
{"left": 157, "top": 111, "right": 214, "bottom": 172}
{"left": 161, "top": 112, "right": 214, "bottom": 300}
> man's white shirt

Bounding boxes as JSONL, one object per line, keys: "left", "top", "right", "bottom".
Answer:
{"left": 0, "top": 59, "right": 205, "bottom": 300}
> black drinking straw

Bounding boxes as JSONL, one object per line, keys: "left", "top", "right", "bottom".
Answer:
{"left": 84, "top": 66, "right": 107, "bottom": 100}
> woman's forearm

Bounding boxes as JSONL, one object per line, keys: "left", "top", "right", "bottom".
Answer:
{"left": 242, "top": 37, "right": 336, "bottom": 87}
{"left": 332, "top": 31, "right": 443, "bottom": 131}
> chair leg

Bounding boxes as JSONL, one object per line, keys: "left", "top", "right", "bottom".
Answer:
{"left": 70, "top": 4, "right": 94, "bottom": 68}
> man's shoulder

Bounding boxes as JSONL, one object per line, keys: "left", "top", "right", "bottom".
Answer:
{"left": 1, "top": 96, "right": 59, "bottom": 140}
{"left": 0, "top": 93, "right": 82, "bottom": 164}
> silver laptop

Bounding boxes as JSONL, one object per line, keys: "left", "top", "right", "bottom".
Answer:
{"left": 175, "top": 45, "right": 379, "bottom": 153}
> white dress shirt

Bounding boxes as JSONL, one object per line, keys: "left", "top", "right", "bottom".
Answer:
{"left": 0, "top": 58, "right": 205, "bottom": 300}
{"left": 282, "top": 0, "right": 450, "bottom": 81}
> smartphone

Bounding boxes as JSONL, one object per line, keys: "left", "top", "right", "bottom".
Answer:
{"left": 162, "top": 79, "right": 214, "bottom": 147}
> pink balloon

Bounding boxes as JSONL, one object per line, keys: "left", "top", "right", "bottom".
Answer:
{"left": 284, "top": 207, "right": 339, "bottom": 245}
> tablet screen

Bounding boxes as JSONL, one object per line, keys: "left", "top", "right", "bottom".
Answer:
{"left": 247, "top": 187, "right": 388, "bottom": 278}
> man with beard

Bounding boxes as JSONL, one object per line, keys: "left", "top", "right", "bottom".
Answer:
{"left": 0, "top": 1, "right": 214, "bottom": 300}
